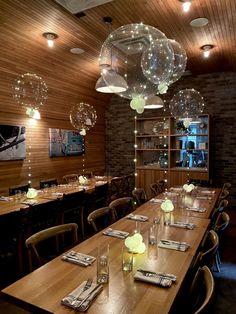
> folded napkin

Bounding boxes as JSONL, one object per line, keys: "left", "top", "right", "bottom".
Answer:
{"left": 95, "top": 176, "right": 105, "bottom": 180}
{"left": 62, "top": 250, "right": 96, "bottom": 266}
{"left": 95, "top": 181, "right": 107, "bottom": 186}
{"left": 52, "top": 192, "right": 64, "bottom": 197}
{"left": 196, "top": 196, "right": 212, "bottom": 200}
{"left": 149, "top": 198, "right": 163, "bottom": 203}
{"left": 61, "top": 281, "right": 103, "bottom": 311}
{"left": 21, "top": 200, "right": 38, "bottom": 206}
{"left": 0, "top": 196, "right": 13, "bottom": 201}
{"left": 158, "top": 239, "right": 190, "bottom": 252}
{"left": 199, "top": 190, "right": 215, "bottom": 195}
{"left": 103, "top": 228, "right": 129, "bottom": 239}
{"left": 126, "top": 213, "right": 149, "bottom": 222}
{"left": 164, "top": 192, "right": 179, "bottom": 197}
{"left": 137, "top": 269, "right": 177, "bottom": 282}
{"left": 134, "top": 270, "right": 173, "bottom": 287}
{"left": 186, "top": 207, "right": 206, "bottom": 213}
{"left": 170, "top": 187, "right": 183, "bottom": 192}
{"left": 169, "top": 222, "right": 195, "bottom": 230}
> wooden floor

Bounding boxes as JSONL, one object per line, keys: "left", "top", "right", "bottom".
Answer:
{"left": 1, "top": 207, "right": 236, "bottom": 314}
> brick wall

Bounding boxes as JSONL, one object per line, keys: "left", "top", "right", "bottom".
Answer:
{"left": 105, "top": 72, "right": 236, "bottom": 204}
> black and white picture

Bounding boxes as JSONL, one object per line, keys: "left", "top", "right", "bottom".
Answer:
{"left": 0, "top": 125, "right": 26, "bottom": 160}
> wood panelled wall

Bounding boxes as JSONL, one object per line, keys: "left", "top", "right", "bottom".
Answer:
{"left": 0, "top": 0, "right": 110, "bottom": 195}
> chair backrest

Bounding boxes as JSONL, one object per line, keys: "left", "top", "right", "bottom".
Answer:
{"left": 109, "top": 197, "right": 134, "bottom": 220}
{"left": 150, "top": 183, "right": 163, "bottom": 197}
{"left": 157, "top": 180, "right": 166, "bottom": 192}
{"left": 216, "top": 189, "right": 229, "bottom": 207}
{"left": 214, "top": 211, "right": 230, "bottom": 233}
{"left": 222, "top": 182, "right": 231, "bottom": 191}
{"left": 210, "top": 199, "right": 228, "bottom": 228}
{"left": 87, "top": 207, "right": 116, "bottom": 233}
{"left": 63, "top": 174, "right": 79, "bottom": 183}
{"left": 109, "top": 177, "right": 124, "bottom": 201}
{"left": 94, "top": 182, "right": 109, "bottom": 208}
{"left": 80, "top": 171, "right": 93, "bottom": 178}
{"left": 189, "top": 178, "right": 212, "bottom": 187}
{"left": 189, "top": 265, "right": 215, "bottom": 314}
{"left": 132, "top": 188, "right": 147, "bottom": 207}
{"left": 193, "top": 230, "right": 219, "bottom": 270}
{"left": 40, "top": 178, "right": 58, "bottom": 189}
{"left": 25, "top": 223, "right": 78, "bottom": 272}
{"left": 9, "top": 183, "right": 30, "bottom": 196}
{"left": 122, "top": 174, "right": 135, "bottom": 197}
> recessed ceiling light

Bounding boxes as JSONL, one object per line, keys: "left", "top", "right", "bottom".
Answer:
{"left": 190, "top": 17, "right": 209, "bottom": 27}
{"left": 70, "top": 48, "right": 85, "bottom": 54}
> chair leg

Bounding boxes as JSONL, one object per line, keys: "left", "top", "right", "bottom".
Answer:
{"left": 214, "top": 252, "right": 221, "bottom": 272}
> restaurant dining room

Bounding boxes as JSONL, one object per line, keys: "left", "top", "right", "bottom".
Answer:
{"left": 0, "top": 0, "right": 235, "bottom": 313}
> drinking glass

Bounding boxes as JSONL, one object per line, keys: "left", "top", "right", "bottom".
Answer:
{"left": 153, "top": 207, "right": 161, "bottom": 224}
{"left": 148, "top": 224, "right": 157, "bottom": 245}
{"left": 134, "top": 221, "right": 141, "bottom": 234}
{"left": 97, "top": 243, "right": 109, "bottom": 284}
{"left": 122, "top": 246, "right": 133, "bottom": 272}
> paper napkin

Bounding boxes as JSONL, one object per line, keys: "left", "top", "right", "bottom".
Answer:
{"left": 103, "top": 228, "right": 129, "bottom": 239}
{"left": 126, "top": 213, "right": 149, "bottom": 222}
{"left": 158, "top": 239, "right": 190, "bottom": 252}
{"left": 62, "top": 251, "right": 96, "bottom": 266}
{"left": 134, "top": 270, "right": 173, "bottom": 287}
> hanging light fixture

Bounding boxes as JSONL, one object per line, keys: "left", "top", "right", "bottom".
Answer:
{"left": 144, "top": 95, "right": 164, "bottom": 109}
{"left": 43, "top": 32, "right": 58, "bottom": 48}
{"left": 201, "top": 44, "right": 214, "bottom": 58}
{"left": 95, "top": 17, "right": 128, "bottom": 93}
{"left": 179, "top": 0, "right": 192, "bottom": 13}
{"left": 26, "top": 108, "right": 41, "bottom": 120}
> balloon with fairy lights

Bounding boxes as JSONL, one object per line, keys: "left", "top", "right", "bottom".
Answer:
{"left": 167, "top": 39, "right": 187, "bottom": 85}
{"left": 99, "top": 23, "right": 169, "bottom": 114}
{"left": 70, "top": 103, "right": 97, "bottom": 135}
{"left": 169, "top": 89, "right": 204, "bottom": 119}
{"left": 13, "top": 73, "right": 48, "bottom": 109}
{"left": 141, "top": 38, "right": 174, "bottom": 94}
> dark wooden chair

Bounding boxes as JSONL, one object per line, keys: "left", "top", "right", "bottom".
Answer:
{"left": 210, "top": 199, "right": 228, "bottom": 229}
{"left": 25, "top": 223, "right": 78, "bottom": 272}
{"left": 150, "top": 182, "right": 163, "bottom": 197}
{"left": 60, "top": 190, "right": 85, "bottom": 240}
{"left": 40, "top": 178, "right": 58, "bottom": 189}
{"left": 189, "top": 178, "right": 213, "bottom": 187}
{"left": 94, "top": 182, "right": 109, "bottom": 208}
{"left": 122, "top": 174, "right": 135, "bottom": 197}
{"left": 109, "top": 197, "right": 134, "bottom": 220}
{"left": 109, "top": 177, "right": 125, "bottom": 201}
{"left": 9, "top": 183, "right": 30, "bottom": 196}
{"left": 80, "top": 171, "right": 93, "bottom": 178}
{"left": 132, "top": 188, "right": 147, "bottom": 207}
{"left": 87, "top": 207, "right": 116, "bottom": 233}
{"left": 63, "top": 174, "right": 79, "bottom": 184}
{"left": 18, "top": 199, "right": 62, "bottom": 274}
{"left": 192, "top": 230, "right": 219, "bottom": 272}
{"left": 188, "top": 265, "right": 214, "bottom": 314}
{"left": 213, "top": 211, "right": 230, "bottom": 272}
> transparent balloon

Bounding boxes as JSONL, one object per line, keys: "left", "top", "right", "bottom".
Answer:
{"left": 168, "top": 39, "right": 187, "bottom": 85}
{"left": 99, "top": 23, "right": 168, "bottom": 100}
{"left": 169, "top": 89, "right": 204, "bottom": 118}
{"left": 70, "top": 103, "right": 97, "bottom": 132}
{"left": 13, "top": 73, "right": 48, "bottom": 108}
{"left": 141, "top": 38, "right": 174, "bottom": 85}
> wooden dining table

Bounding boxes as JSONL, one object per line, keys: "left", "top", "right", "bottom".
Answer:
{"left": 1, "top": 187, "right": 220, "bottom": 314}
{"left": 0, "top": 176, "right": 111, "bottom": 217}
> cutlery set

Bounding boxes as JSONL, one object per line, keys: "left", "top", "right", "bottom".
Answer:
{"left": 62, "top": 251, "right": 95, "bottom": 266}
{"left": 103, "top": 228, "right": 129, "bottom": 239}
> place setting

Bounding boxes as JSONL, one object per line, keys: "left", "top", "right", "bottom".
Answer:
{"left": 102, "top": 228, "right": 129, "bottom": 239}
{"left": 61, "top": 250, "right": 96, "bottom": 266}
{"left": 158, "top": 239, "right": 190, "bottom": 252}
{"left": 134, "top": 269, "right": 177, "bottom": 288}
{"left": 126, "top": 213, "right": 149, "bottom": 222}
{"left": 185, "top": 206, "right": 207, "bottom": 213}
{"left": 61, "top": 278, "right": 103, "bottom": 311}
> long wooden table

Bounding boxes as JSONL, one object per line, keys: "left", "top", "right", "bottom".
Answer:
{"left": 0, "top": 176, "right": 111, "bottom": 216}
{"left": 1, "top": 188, "right": 219, "bottom": 314}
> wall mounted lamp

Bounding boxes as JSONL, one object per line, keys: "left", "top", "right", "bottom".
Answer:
{"left": 201, "top": 44, "right": 214, "bottom": 58}
{"left": 179, "top": 0, "right": 192, "bottom": 13}
{"left": 43, "top": 32, "right": 58, "bottom": 48}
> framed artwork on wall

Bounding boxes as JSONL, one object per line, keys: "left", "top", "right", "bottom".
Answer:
{"left": 0, "top": 125, "right": 26, "bottom": 160}
{"left": 49, "top": 128, "right": 85, "bottom": 157}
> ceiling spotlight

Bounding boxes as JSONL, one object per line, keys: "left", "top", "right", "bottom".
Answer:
{"left": 179, "top": 0, "right": 192, "bottom": 13}
{"left": 43, "top": 32, "right": 58, "bottom": 48}
{"left": 201, "top": 44, "right": 214, "bottom": 58}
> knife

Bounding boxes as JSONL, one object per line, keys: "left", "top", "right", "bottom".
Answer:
{"left": 137, "top": 269, "right": 177, "bottom": 281}
{"left": 62, "top": 256, "right": 90, "bottom": 266}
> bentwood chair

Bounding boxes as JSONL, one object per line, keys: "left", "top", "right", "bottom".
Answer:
{"left": 132, "top": 188, "right": 147, "bottom": 207}
{"left": 109, "top": 177, "right": 125, "bottom": 201}
{"left": 109, "top": 197, "right": 134, "bottom": 220}
{"left": 210, "top": 199, "right": 228, "bottom": 229}
{"left": 94, "top": 182, "right": 109, "bottom": 209}
{"left": 213, "top": 211, "right": 230, "bottom": 272}
{"left": 150, "top": 182, "right": 163, "bottom": 197}
{"left": 87, "top": 207, "right": 116, "bottom": 233}
{"left": 192, "top": 230, "right": 219, "bottom": 272}
{"left": 40, "top": 178, "right": 58, "bottom": 189}
{"left": 216, "top": 190, "right": 229, "bottom": 208}
{"left": 122, "top": 174, "right": 135, "bottom": 197}
{"left": 9, "top": 183, "right": 30, "bottom": 196}
{"left": 63, "top": 173, "right": 79, "bottom": 184}
{"left": 25, "top": 223, "right": 78, "bottom": 272}
{"left": 188, "top": 265, "right": 215, "bottom": 314}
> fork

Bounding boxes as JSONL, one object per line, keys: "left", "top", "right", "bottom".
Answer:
{"left": 71, "top": 278, "right": 93, "bottom": 305}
